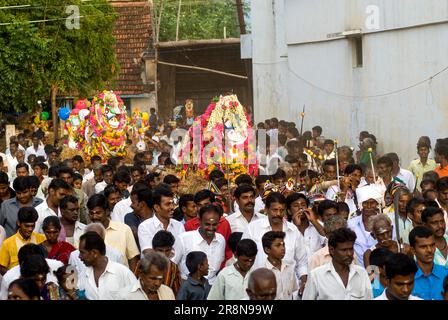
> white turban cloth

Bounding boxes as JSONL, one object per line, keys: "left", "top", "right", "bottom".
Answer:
{"left": 356, "top": 184, "right": 383, "bottom": 210}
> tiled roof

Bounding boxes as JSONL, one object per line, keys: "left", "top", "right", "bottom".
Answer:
{"left": 111, "top": 1, "right": 154, "bottom": 96}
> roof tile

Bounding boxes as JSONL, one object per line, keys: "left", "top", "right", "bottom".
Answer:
{"left": 111, "top": 1, "right": 154, "bottom": 95}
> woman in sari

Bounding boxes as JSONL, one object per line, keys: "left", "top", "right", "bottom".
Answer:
{"left": 39, "top": 216, "right": 76, "bottom": 265}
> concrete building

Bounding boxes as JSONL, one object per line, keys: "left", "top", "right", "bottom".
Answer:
{"left": 251, "top": 0, "right": 448, "bottom": 165}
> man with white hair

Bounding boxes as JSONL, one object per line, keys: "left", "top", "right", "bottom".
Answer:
{"left": 347, "top": 184, "right": 383, "bottom": 267}
{"left": 68, "top": 222, "right": 127, "bottom": 275}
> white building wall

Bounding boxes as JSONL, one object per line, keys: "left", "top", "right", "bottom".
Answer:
{"left": 130, "top": 94, "right": 156, "bottom": 114}
{"left": 251, "top": 0, "right": 289, "bottom": 124}
{"left": 252, "top": 0, "right": 448, "bottom": 165}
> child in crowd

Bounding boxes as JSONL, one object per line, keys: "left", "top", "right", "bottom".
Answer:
{"left": 225, "top": 232, "right": 243, "bottom": 267}
{"left": 208, "top": 238, "right": 258, "bottom": 300}
{"left": 262, "top": 231, "right": 298, "bottom": 300}
{"left": 176, "top": 251, "right": 210, "bottom": 300}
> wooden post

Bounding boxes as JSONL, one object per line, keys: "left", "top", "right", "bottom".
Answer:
{"left": 51, "top": 85, "right": 58, "bottom": 144}
{"left": 235, "top": 0, "right": 247, "bottom": 34}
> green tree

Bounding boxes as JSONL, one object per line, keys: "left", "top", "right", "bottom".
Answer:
{"left": 153, "top": 0, "right": 250, "bottom": 42}
{"left": 0, "top": 0, "right": 118, "bottom": 138}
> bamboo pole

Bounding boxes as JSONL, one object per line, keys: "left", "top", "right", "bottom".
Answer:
{"left": 157, "top": 60, "right": 248, "bottom": 80}
{"left": 175, "top": 0, "right": 182, "bottom": 41}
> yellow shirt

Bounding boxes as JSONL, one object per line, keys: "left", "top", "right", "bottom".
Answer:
{"left": 0, "top": 231, "right": 46, "bottom": 270}
{"left": 408, "top": 158, "right": 437, "bottom": 191}
{"left": 105, "top": 220, "right": 140, "bottom": 264}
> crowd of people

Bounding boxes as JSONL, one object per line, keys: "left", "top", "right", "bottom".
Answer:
{"left": 1, "top": 113, "right": 448, "bottom": 301}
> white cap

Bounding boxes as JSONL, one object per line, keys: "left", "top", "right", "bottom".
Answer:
{"left": 356, "top": 184, "right": 383, "bottom": 209}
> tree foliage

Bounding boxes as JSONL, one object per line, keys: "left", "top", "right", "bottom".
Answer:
{"left": 0, "top": 0, "right": 119, "bottom": 112}
{"left": 153, "top": 0, "right": 250, "bottom": 42}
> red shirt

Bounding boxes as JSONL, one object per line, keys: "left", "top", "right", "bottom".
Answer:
{"left": 184, "top": 216, "right": 233, "bottom": 267}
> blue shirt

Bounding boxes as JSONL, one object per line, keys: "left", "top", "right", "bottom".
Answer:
{"left": 176, "top": 276, "right": 211, "bottom": 300}
{"left": 412, "top": 264, "right": 448, "bottom": 300}
{"left": 0, "top": 197, "right": 43, "bottom": 237}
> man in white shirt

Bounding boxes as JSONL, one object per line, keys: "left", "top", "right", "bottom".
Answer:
{"left": 25, "top": 133, "right": 47, "bottom": 160}
{"left": 72, "top": 155, "right": 91, "bottom": 181}
{"left": 34, "top": 179, "right": 71, "bottom": 233}
{"left": 69, "top": 223, "right": 126, "bottom": 276}
{"left": 94, "top": 165, "right": 114, "bottom": 194}
{"left": 385, "top": 188, "right": 413, "bottom": 245}
{"left": 286, "top": 193, "right": 326, "bottom": 260}
{"left": 266, "top": 145, "right": 283, "bottom": 176}
{"left": 59, "top": 195, "right": 85, "bottom": 248}
{"left": 242, "top": 192, "right": 308, "bottom": 293}
{"left": 267, "top": 118, "right": 278, "bottom": 139}
{"left": 374, "top": 252, "right": 421, "bottom": 300}
{"left": 325, "top": 164, "right": 363, "bottom": 216}
{"left": 5, "top": 141, "right": 21, "bottom": 180}
{"left": 111, "top": 197, "right": 132, "bottom": 223}
{"left": 254, "top": 175, "right": 269, "bottom": 214}
{"left": 347, "top": 184, "right": 383, "bottom": 267}
{"left": 138, "top": 187, "right": 184, "bottom": 261}
{"left": 5, "top": 139, "right": 25, "bottom": 156}
{"left": 386, "top": 152, "right": 416, "bottom": 192}
{"left": 323, "top": 140, "right": 336, "bottom": 160}
{"left": 77, "top": 231, "right": 137, "bottom": 300}
{"left": 226, "top": 185, "right": 266, "bottom": 233}
{"left": 177, "top": 205, "right": 226, "bottom": 284}
{"left": 302, "top": 227, "right": 372, "bottom": 300}
{"left": 82, "top": 163, "right": 102, "bottom": 198}
{"left": 111, "top": 182, "right": 148, "bottom": 223}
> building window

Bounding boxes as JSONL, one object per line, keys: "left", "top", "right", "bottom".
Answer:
{"left": 353, "top": 36, "right": 363, "bottom": 68}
